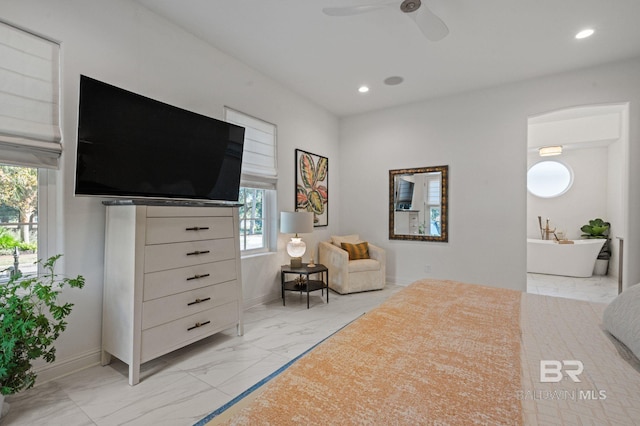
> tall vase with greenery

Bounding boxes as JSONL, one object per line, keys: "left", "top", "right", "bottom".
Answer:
{"left": 0, "top": 255, "right": 85, "bottom": 418}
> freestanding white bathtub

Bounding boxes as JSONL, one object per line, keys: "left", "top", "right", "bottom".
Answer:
{"left": 527, "top": 238, "right": 606, "bottom": 278}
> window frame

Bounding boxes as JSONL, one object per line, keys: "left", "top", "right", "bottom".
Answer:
{"left": 0, "top": 165, "right": 56, "bottom": 282}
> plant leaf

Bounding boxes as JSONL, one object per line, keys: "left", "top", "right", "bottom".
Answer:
{"left": 296, "top": 185, "right": 308, "bottom": 209}
{"left": 307, "top": 190, "right": 325, "bottom": 215}
{"left": 0, "top": 254, "right": 84, "bottom": 395}
{"left": 316, "top": 185, "right": 328, "bottom": 204}
{"left": 299, "top": 154, "right": 316, "bottom": 188}
{"left": 315, "top": 157, "right": 328, "bottom": 182}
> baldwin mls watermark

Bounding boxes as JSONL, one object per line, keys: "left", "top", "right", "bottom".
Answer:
{"left": 515, "top": 360, "right": 607, "bottom": 401}
{"left": 540, "top": 360, "right": 583, "bottom": 383}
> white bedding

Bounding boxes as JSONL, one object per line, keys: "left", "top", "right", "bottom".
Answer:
{"left": 520, "top": 293, "right": 640, "bottom": 425}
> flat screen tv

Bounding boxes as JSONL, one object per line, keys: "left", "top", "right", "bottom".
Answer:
{"left": 75, "top": 75, "right": 245, "bottom": 202}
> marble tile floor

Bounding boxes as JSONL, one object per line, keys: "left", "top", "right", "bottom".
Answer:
{"left": 1, "top": 285, "right": 403, "bottom": 426}
{"left": 526, "top": 272, "right": 619, "bottom": 304}
{"left": 3, "top": 276, "right": 618, "bottom": 425}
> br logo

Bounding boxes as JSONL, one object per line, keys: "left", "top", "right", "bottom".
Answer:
{"left": 540, "top": 360, "right": 584, "bottom": 383}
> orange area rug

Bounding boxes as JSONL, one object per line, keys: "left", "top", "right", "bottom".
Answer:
{"left": 210, "top": 279, "right": 523, "bottom": 425}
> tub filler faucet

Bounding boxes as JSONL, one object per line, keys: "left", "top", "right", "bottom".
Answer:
{"left": 538, "top": 216, "right": 556, "bottom": 240}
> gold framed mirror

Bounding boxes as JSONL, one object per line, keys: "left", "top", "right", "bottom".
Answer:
{"left": 389, "top": 165, "right": 448, "bottom": 242}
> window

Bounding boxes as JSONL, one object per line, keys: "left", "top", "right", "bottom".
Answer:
{"left": 426, "top": 174, "right": 441, "bottom": 236}
{"left": 225, "top": 108, "right": 277, "bottom": 253}
{"left": 527, "top": 161, "right": 573, "bottom": 198}
{"left": 238, "top": 187, "right": 266, "bottom": 251}
{"left": 0, "top": 23, "right": 60, "bottom": 280}
{"left": 0, "top": 164, "right": 38, "bottom": 280}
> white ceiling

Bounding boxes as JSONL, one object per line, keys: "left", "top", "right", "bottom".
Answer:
{"left": 135, "top": 0, "right": 640, "bottom": 117}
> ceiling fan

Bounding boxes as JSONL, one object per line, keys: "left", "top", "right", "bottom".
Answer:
{"left": 322, "top": 0, "right": 449, "bottom": 42}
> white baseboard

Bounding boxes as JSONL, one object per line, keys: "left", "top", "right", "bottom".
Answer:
{"left": 243, "top": 291, "right": 280, "bottom": 310}
{"left": 388, "top": 276, "right": 412, "bottom": 286}
{"left": 33, "top": 349, "right": 102, "bottom": 386}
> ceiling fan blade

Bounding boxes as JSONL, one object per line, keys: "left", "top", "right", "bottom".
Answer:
{"left": 322, "top": 4, "right": 391, "bottom": 16}
{"left": 409, "top": 4, "right": 449, "bottom": 41}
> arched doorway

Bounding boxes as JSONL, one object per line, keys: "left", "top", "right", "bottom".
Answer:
{"left": 526, "top": 103, "right": 629, "bottom": 302}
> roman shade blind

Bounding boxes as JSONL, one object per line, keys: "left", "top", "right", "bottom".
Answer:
{"left": 0, "top": 21, "right": 61, "bottom": 169}
{"left": 225, "top": 107, "right": 277, "bottom": 190}
{"left": 428, "top": 178, "right": 441, "bottom": 205}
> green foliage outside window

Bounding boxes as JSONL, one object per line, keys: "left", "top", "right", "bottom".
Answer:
{"left": 239, "top": 188, "right": 264, "bottom": 235}
{"left": 0, "top": 166, "right": 38, "bottom": 252}
{"left": 0, "top": 228, "right": 37, "bottom": 253}
{"left": 238, "top": 187, "right": 267, "bottom": 251}
{"left": 0, "top": 166, "right": 37, "bottom": 239}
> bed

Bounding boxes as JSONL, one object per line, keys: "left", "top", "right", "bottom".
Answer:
{"left": 203, "top": 279, "right": 640, "bottom": 425}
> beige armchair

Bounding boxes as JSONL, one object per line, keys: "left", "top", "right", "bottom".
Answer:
{"left": 318, "top": 235, "right": 386, "bottom": 294}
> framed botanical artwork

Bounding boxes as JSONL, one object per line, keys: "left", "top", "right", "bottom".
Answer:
{"left": 295, "top": 149, "right": 328, "bottom": 227}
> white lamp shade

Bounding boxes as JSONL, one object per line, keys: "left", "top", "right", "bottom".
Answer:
{"left": 280, "top": 211, "right": 314, "bottom": 234}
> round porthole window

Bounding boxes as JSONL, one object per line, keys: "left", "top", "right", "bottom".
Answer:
{"left": 527, "top": 160, "right": 573, "bottom": 198}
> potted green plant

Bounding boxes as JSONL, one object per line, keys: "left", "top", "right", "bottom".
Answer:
{"left": 580, "top": 218, "right": 611, "bottom": 275}
{"left": 0, "top": 255, "right": 85, "bottom": 418}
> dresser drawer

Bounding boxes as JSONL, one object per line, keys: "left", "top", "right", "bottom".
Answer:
{"left": 141, "top": 301, "right": 239, "bottom": 362}
{"left": 146, "top": 206, "right": 232, "bottom": 218}
{"left": 144, "top": 238, "right": 236, "bottom": 273}
{"left": 146, "top": 216, "right": 234, "bottom": 245}
{"left": 142, "top": 280, "right": 238, "bottom": 329}
{"left": 143, "top": 259, "right": 237, "bottom": 301}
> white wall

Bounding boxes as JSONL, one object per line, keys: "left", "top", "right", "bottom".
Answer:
{"left": 607, "top": 109, "right": 628, "bottom": 279}
{"left": 527, "top": 148, "right": 609, "bottom": 241}
{"left": 339, "top": 57, "right": 640, "bottom": 291}
{"left": 3, "top": 0, "right": 340, "bottom": 379}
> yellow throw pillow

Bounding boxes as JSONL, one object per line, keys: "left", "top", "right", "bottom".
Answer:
{"left": 341, "top": 242, "right": 370, "bottom": 260}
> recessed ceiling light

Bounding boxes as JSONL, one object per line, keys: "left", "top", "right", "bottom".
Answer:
{"left": 575, "top": 29, "right": 594, "bottom": 39}
{"left": 358, "top": 85, "right": 369, "bottom": 93}
{"left": 384, "top": 76, "right": 404, "bottom": 86}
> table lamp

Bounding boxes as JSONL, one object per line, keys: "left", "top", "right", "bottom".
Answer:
{"left": 280, "top": 211, "right": 314, "bottom": 267}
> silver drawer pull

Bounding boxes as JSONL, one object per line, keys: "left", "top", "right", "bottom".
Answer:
{"left": 187, "top": 297, "right": 211, "bottom": 306}
{"left": 185, "top": 226, "right": 210, "bottom": 231}
{"left": 186, "top": 273, "right": 211, "bottom": 281}
{"left": 186, "top": 250, "right": 210, "bottom": 256}
{"left": 187, "top": 320, "right": 211, "bottom": 331}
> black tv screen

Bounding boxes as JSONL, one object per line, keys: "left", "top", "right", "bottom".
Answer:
{"left": 75, "top": 75, "right": 244, "bottom": 202}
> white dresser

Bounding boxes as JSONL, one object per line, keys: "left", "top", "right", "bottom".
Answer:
{"left": 394, "top": 210, "right": 420, "bottom": 235}
{"left": 101, "top": 203, "right": 243, "bottom": 385}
